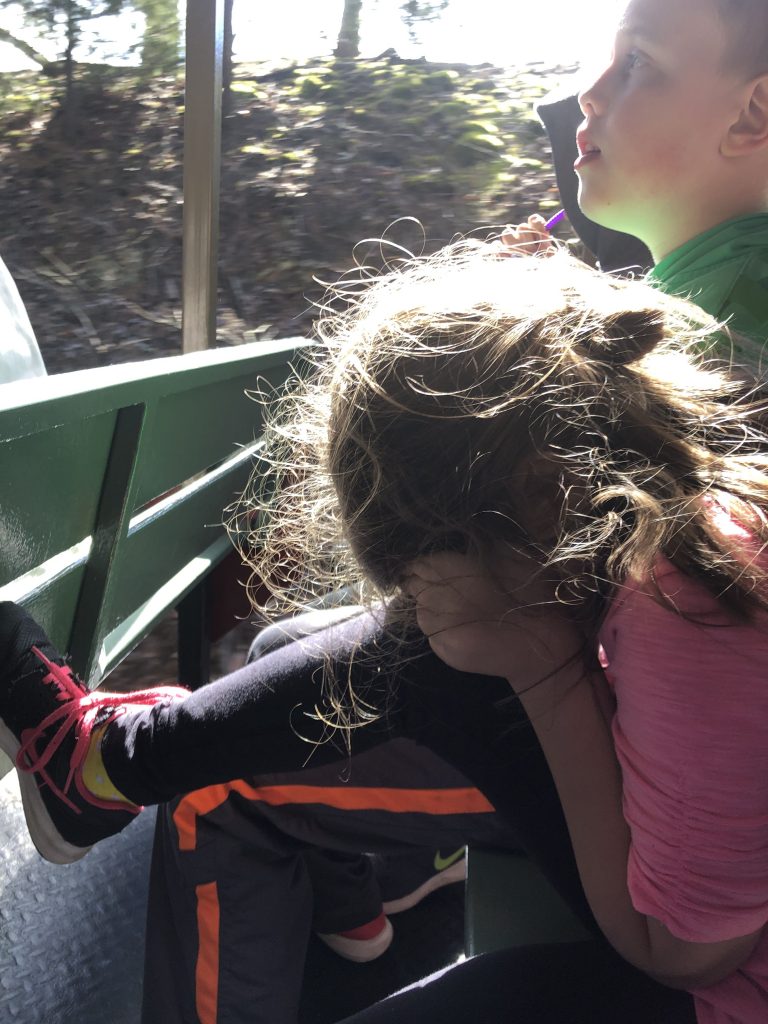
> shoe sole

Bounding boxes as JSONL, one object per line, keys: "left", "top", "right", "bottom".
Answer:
{"left": 0, "top": 718, "right": 91, "bottom": 864}
{"left": 316, "top": 916, "right": 394, "bottom": 963}
{"left": 381, "top": 856, "right": 467, "bottom": 916}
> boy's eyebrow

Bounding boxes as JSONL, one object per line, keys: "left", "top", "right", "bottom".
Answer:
{"left": 615, "top": 20, "right": 663, "bottom": 48}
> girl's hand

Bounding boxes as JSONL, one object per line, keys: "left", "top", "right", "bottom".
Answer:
{"left": 500, "top": 215, "right": 557, "bottom": 257}
{"left": 403, "top": 551, "right": 584, "bottom": 686}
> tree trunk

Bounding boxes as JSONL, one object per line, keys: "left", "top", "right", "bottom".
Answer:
{"left": 335, "top": 0, "right": 363, "bottom": 59}
{"left": 222, "top": 0, "right": 234, "bottom": 114}
{"left": 64, "top": 12, "right": 76, "bottom": 84}
{"left": 63, "top": 1, "right": 77, "bottom": 133}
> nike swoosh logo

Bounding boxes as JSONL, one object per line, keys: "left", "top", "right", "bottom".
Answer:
{"left": 434, "top": 847, "right": 466, "bottom": 872}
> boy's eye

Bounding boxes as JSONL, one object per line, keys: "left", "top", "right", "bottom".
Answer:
{"left": 623, "top": 50, "right": 647, "bottom": 71}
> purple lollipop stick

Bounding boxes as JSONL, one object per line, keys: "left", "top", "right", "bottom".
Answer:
{"left": 545, "top": 209, "right": 566, "bottom": 231}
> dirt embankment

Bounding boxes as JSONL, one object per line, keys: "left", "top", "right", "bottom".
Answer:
{"left": 0, "top": 56, "right": 575, "bottom": 375}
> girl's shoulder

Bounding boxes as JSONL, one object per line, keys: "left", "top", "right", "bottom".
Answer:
{"left": 604, "top": 497, "right": 767, "bottom": 634}
{"left": 602, "top": 556, "right": 723, "bottom": 636}
{"left": 600, "top": 548, "right": 768, "bottom": 720}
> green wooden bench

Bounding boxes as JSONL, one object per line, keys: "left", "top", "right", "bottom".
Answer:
{"left": 0, "top": 337, "right": 307, "bottom": 760}
{"left": 0, "top": 338, "right": 317, "bottom": 1023}
{"left": 465, "top": 847, "right": 593, "bottom": 955}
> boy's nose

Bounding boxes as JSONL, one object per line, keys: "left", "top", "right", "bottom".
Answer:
{"left": 578, "top": 69, "right": 609, "bottom": 118}
{"left": 578, "top": 82, "right": 599, "bottom": 118}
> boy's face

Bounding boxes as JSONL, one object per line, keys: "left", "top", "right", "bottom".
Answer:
{"left": 576, "top": 0, "right": 747, "bottom": 258}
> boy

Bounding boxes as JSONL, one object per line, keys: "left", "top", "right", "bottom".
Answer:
{"left": 543, "top": 0, "right": 768, "bottom": 356}
{"left": 2, "top": 0, "right": 768, "bottom": 1021}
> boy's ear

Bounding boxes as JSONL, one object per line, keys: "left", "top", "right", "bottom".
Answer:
{"left": 722, "top": 75, "right": 768, "bottom": 157}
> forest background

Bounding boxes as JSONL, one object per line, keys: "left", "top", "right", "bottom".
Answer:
{"left": 0, "top": 0, "right": 598, "bottom": 375}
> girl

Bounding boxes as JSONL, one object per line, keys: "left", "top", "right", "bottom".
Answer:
{"left": 4, "top": 245, "right": 768, "bottom": 1023}
{"left": 254, "top": 244, "right": 768, "bottom": 1023}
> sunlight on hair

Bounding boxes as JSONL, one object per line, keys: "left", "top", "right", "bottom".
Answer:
{"left": 228, "top": 238, "right": 768, "bottom": 739}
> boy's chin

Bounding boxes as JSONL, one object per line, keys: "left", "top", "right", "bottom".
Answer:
{"left": 578, "top": 191, "right": 636, "bottom": 237}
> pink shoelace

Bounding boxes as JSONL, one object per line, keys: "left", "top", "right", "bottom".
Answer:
{"left": 16, "top": 646, "right": 186, "bottom": 814}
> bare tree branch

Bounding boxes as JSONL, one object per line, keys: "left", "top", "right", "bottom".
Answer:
{"left": 0, "top": 25, "right": 51, "bottom": 68}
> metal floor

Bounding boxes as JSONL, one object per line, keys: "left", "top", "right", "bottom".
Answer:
{"left": 0, "top": 771, "right": 151, "bottom": 1024}
{"left": 0, "top": 771, "right": 465, "bottom": 1024}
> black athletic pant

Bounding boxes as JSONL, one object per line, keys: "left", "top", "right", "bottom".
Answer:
{"left": 106, "top": 609, "right": 586, "bottom": 914}
{"left": 115, "top": 608, "right": 695, "bottom": 1023}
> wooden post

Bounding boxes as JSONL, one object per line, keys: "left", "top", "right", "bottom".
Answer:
{"left": 182, "top": 0, "right": 224, "bottom": 353}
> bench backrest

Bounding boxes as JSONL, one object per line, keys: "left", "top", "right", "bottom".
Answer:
{"left": 0, "top": 337, "right": 307, "bottom": 688}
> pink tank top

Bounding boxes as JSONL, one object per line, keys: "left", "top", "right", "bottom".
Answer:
{"left": 599, "top": 546, "right": 768, "bottom": 1023}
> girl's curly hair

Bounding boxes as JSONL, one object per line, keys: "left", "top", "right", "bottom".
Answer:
{"left": 233, "top": 244, "right": 768, "bottom": 668}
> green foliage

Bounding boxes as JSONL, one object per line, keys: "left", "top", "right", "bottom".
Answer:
{"left": 0, "top": 69, "right": 56, "bottom": 122}
{"left": 452, "top": 129, "right": 505, "bottom": 165}
{"left": 12, "top": 0, "right": 127, "bottom": 117}
{"left": 422, "top": 69, "right": 458, "bottom": 92}
{"left": 335, "top": 0, "right": 451, "bottom": 58}
{"left": 399, "top": 0, "right": 451, "bottom": 44}
{"left": 243, "top": 56, "right": 566, "bottom": 222}
{"left": 388, "top": 80, "right": 418, "bottom": 98}
{"left": 135, "top": 0, "right": 180, "bottom": 75}
{"left": 298, "top": 74, "right": 327, "bottom": 99}
{"left": 15, "top": 0, "right": 125, "bottom": 40}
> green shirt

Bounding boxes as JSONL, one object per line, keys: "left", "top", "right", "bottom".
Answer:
{"left": 648, "top": 213, "right": 768, "bottom": 368}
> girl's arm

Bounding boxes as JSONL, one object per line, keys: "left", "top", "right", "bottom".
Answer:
{"left": 406, "top": 552, "right": 763, "bottom": 989}
{"left": 517, "top": 661, "right": 761, "bottom": 989}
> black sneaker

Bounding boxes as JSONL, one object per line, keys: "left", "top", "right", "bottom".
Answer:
{"left": 379, "top": 846, "right": 467, "bottom": 915}
{"left": 0, "top": 602, "right": 187, "bottom": 864}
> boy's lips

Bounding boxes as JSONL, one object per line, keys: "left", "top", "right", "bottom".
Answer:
{"left": 575, "top": 129, "right": 602, "bottom": 171}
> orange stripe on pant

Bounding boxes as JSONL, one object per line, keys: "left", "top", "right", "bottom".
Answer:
{"left": 195, "top": 882, "right": 220, "bottom": 1024}
{"left": 173, "top": 780, "right": 495, "bottom": 852}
